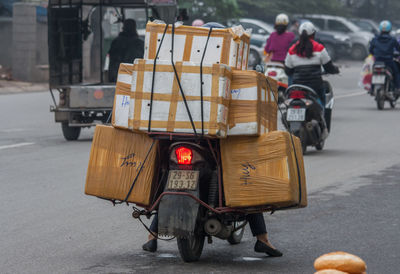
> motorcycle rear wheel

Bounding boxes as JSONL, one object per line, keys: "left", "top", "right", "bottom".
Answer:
{"left": 177, "top": 232, "right": 205, "bottom": 262}
{"left": 315, "top": 139, "right": 325, "bottom": 151}
{"left": 376, "top": 89, "right": 385, "bottom": 110}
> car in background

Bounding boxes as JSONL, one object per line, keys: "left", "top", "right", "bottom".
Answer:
{"left": 228, "top": 18, "right": 274, "bottom": 68}
{"left": 298, "top": 14, "right": 374, "bottom": 60}
{"left": 350, "top": 18, "right": 380, "bottom": 35}
{"left": 295, "top": 18, "right": 352, "bottom": 61}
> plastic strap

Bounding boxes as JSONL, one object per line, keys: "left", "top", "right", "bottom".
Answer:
{"left": 265, "top": 78, "right": 302, "bottom": 209}
{"left": 170, "top": 22, "right": 197, "bottom": 136}
{"left": 148, "top": 24, "right": 169, "bottom": 132}
{"left": 200, "top": 27, "right": 213, "bottom": 136}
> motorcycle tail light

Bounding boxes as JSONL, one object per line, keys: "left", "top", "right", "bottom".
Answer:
{"left": 175, "top": 147, "right": 193, "bottom": 165}
{"left": 289, "top": 90, "right": 306, "bottom": 99}
{"left": 268, "top": 71, "right": 277, "bottom": 77}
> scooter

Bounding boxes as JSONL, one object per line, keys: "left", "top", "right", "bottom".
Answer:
{"left": 282, "top": 80, "right": 333, "bottom": 154}
{"left": 370, "top": 60, "right": 399, "bottom": 110}
{"left": 265, "top": 62, "right": 288, "bottom": 104}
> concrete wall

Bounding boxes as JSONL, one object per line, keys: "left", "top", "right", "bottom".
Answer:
{"left": 12, "top": 2, "right": 48, "bottom": 82}
{"left": 0, "top": 17, "right": 13, "bottom": 68}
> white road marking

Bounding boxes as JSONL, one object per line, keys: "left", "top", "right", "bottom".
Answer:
{"left": 0, "top": 142, "right": 34, "bottom": 150}
{"left": 336, "top": 91, "right": 366, "bottom": 99}
{"left": 0, "top": 128, "right": 27, "bottom": 133}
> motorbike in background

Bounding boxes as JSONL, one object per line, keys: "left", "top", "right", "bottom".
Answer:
{"left": 370, "top": 60, "right": 399, "bottom": 110}
{"left": 265, "top": 62, "right": 288, "bottom": 104}
{"left": 282, "top": 80, "right": 333, "bottom": 154}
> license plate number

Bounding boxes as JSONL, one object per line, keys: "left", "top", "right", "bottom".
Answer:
{"left": 287, "top": 108, "right": 306, "bottom": 121}
{"left": 372, "top": 75, "right": 385, "bottom": 84}
{"left": 167, "top": 170, "right": 199, "bottom": 190}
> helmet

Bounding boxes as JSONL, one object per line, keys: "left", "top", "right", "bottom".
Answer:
{"left": 299, "top": 21, "right": 316, "bottom": 36}
{"left": 275, "top": 13, "right": 289, "bottom": 26}
{"left": 192, "top": 19, "right": 204, "bottom": 27}
{"left": 379, "top": 20, "right": 392, "bottom": 33}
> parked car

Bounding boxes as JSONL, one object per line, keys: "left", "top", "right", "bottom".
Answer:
{"left": 298, "top": 14, "right": 374, "bottom": 60}
{"left": 295, "top": 18, "right": 352, "bottom": 61}
{"left": 228, "top": 18, "right": 274, "bottom": 68}
{"left": 350, "top": 18, "right": 380, "bottom": 35}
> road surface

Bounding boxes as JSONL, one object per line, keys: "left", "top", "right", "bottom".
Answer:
{"left": 0, "top": 61, "right": 399, "bottom": 273}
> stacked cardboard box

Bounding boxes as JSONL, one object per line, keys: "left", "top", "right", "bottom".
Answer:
{"left": 86, "top": 21, "right": 306, "bottom": 210}
{"left": 144, "top": 22, "right": 250, "bottom": 70}
{"left": 220, "top": 131, "right": 307, "bottom": 208}
{"left": 85, "top": 125, "right": 158, "bottom": 206}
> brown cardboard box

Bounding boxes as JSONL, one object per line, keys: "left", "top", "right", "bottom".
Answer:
{"left": 128, "top": 59, "right": 232, "bottom": 137}
{"left": 85, "top": 125, "right": 158, "bottom": 206}
{"left": 112, "top": 63, "right": 134, "bottom": 130}
{"left": 144, "top": 22, "right": 251, "bottom": 70}
{"left": 228, "top": 70, "right": 278, "bottom": 136}
{"left": 220, "top": 131, "right": 307, "bottom": 208}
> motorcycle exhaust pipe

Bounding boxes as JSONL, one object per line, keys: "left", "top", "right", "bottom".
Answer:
{"left": 204, "top": 219, "right": 232, "bottom": 239}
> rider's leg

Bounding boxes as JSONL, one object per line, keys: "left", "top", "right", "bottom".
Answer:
{"left": 142, "top": 213, "right": 158, "bottom": 252}
{"left": 247, "top": 213, "right": 282, "bottom": 256}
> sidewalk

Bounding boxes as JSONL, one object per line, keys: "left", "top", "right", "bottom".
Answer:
{"left": 0, "top": 80, "right": 48, "bottom": 95}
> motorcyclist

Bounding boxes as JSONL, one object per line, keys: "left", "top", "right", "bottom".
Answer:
{"left": 369, "top": 20, "right": 400, "bottom": 96}
{"left": 264, "top": 13, "right": 295, "bottom": 64}
{"left": 108, "top": 19, "right": 144, "bottom": 82}
{"left": 142, "top": 22, "right": 283, "bottom": 258}
{"left": 284, "top": 22, "right": 339, "bottom": 107}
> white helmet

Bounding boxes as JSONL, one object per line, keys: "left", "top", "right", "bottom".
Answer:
{"left": 275, "top": 13, "right": 289, "bottom": 26}
{"left": 299, "top": 21, "right": 316, "bottom": 36}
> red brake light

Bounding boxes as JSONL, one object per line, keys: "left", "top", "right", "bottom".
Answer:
{"left": 289, "top": 90, "right": 306, "bottom": 99}
{"left": 175, "top": 147, "right": 193, "bottom": 165}
{"left": 268, "top": 71, "right": 277, "bottom": 77}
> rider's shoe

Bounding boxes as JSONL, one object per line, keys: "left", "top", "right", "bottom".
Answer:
{"left": 142, "top": 239, "right": 157, "bottom": 252}
{"left": 388, "top": 91, "right": 395, "bottom": 100}
{"left": 254, "top": 240, "right": 283, "bottom": 257}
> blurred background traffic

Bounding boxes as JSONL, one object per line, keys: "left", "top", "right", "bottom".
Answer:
{"left": 1, "top": 0, "right": 400, "bottom": 83}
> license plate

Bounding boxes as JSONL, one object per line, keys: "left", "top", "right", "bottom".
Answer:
{"left": 167, "top": 170, "right": 199, "bottom": 190}
{"left": 372, "top": 75, "right": 385, "bottom": 84}
{"left": 287, "top": 108, "right": 306, "bottom": 121}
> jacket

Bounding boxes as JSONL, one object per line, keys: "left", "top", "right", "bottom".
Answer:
{"left": 369, "top": 33, "right": 400, "bottom": 62}
{"left": 285, "top": 39, "right": 338, "bottom": 92}
{"left": 108, "top": 32, "right": 144, "bottom": 82}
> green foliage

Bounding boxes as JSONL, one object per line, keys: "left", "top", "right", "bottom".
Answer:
{"left": 179, "top": 0, "right": 241, "bottom": 24}
{"left": 236, "top": 0, "right": 347, "bottom": 22}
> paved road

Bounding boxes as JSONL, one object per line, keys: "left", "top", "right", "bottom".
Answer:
{"left": 0, "top": 61, "right": 399, "bottom": 273}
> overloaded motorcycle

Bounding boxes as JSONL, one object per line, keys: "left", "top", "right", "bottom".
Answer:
{"left": 282, "top": 78, "right": 333, "bottom": 154}
{"left": 136, "top": 136, "right": 248, "bottom": 262}
{"left": 370, "top": 59, "right": 399, "bottom": 109}
{"left": 265, "top": 61, "right": 289, "bottom": 104}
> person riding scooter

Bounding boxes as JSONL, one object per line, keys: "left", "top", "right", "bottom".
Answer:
{"left": 142, "top": 22, "right": 283, "bottom": 258}
{"left": 369, "top": 20, "right": 400, "bottom": 97}
{"left": 284, "top": 22, "right": 339, "bottom": 108}
{"left": 264, "top": 13, "right": 295, "bottom": 64}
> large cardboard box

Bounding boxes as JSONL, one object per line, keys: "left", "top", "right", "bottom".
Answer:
{"left": 112, "top": 63, "right": 134, "bottom": 130}
{"left": 228, "top": 70, "right": 278, "bottom": 136}
{"left": 85, "top": 125, "right": 158, "bottom": 206}
{"left": 220, "top": 131, "right": 307, "bottom": 208}
{"left": 128, "top": 59, "right": 232, "bottom": 137}
{"left": 144, "top": 22, "right": 250, "bottom": 70}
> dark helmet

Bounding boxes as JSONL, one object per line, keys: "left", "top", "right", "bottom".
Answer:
{"left": 123, "top": 19, "right": 138, "bottom": 35}
{"left": 202, "top": 22, "right": 226, "bottom": 29}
